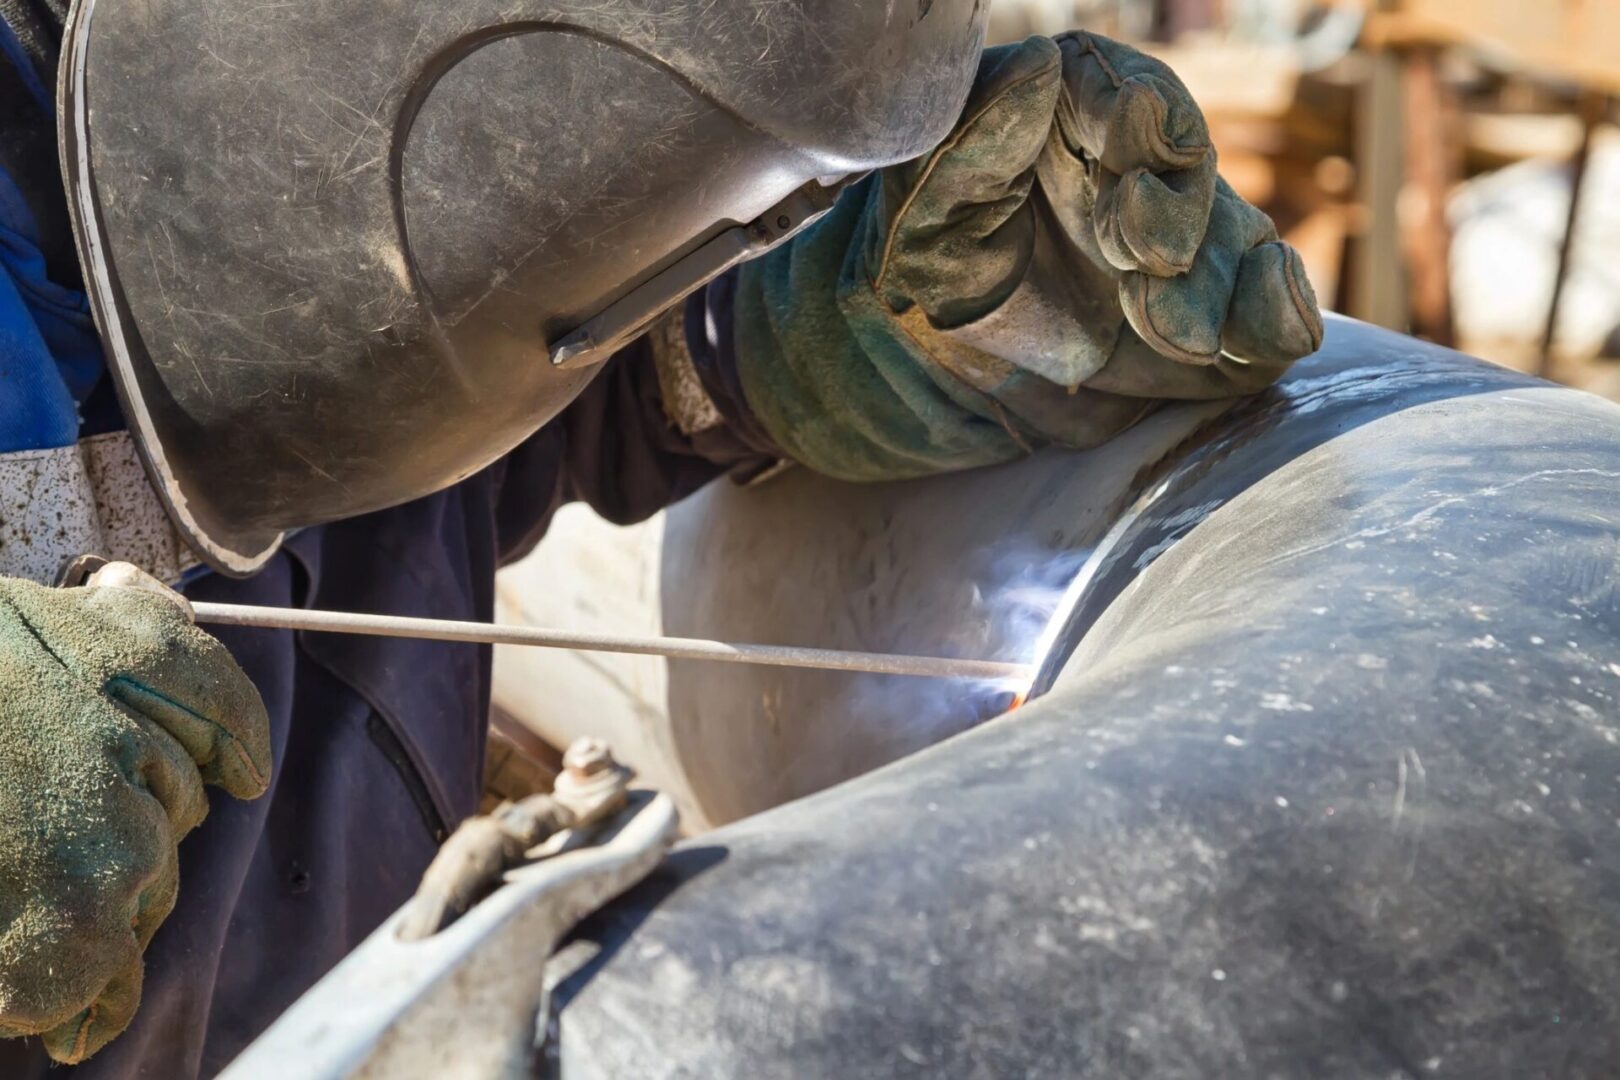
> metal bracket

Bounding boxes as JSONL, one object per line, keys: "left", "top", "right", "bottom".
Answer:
{"left": 55, "top": 553, "right": 108, "bottom": 588}
{"left": 548, "top": 174, "right": 863, "bottom": 369}
{"left": 219, "top": 790, "right": 679, "bottom": 1079}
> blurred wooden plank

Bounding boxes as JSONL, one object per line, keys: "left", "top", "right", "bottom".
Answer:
{"left": 1538, "top": 91, "right": 1607, "bottom": 378}
{"left": 1402, "top": 46, "right": 1457, "bottom": 345}
{"left": 1283, "top": 205, "right": 1350, "bottom": 312}
{"left": 1465, "top": 112, "right": 1586, "bottom": 168}
{"left": 1355, "top": 33, "right": 1408, "bottom": 329}
{"left": 1366, "top": 1, "right": 1620, "bottom": 96}
{"left": 1140, "top": 40, "right": 1301, "bottom": 122}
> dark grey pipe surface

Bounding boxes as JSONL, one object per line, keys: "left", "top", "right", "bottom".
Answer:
{"left": 549, "top": 319, "right": 1620, "bottom": 1079}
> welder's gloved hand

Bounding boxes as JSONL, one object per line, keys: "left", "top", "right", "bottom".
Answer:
{"left": 0, "top": 567, "right": 270, "bottom": 1064}
{"left": 731, "top": 33, "right": 1322, "bottom": 480}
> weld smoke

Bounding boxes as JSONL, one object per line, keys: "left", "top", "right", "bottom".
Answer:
{"left": 839, "top": 542, "right": 1093, "bottom": 755}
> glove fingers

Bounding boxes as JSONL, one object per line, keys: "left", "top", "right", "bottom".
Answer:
{"left": 899, "top": 36, "right": 1062, "bottom": 228}
{"left": 122, "top": 711, "right": 210, "bottom": 839}
{"left": 1055, "top": 33, "right": 1212, "bottom": 170}
{"left": 79, "top": 588, "right": 272, "bottom": 801}
{"left": 1094, "top": 164, "right": 1217, "bottom": 276}
{"left": 1054, "top": 32, "right": 1216, "bottom": 275}
{"left": 1120, "top": 179, "right": 1277, "bottom": 364}
{"left": 40, "top": 952, "right": 143, "bottom": 1065}
{"left": 0, "top": 578, "right": 270, "bottom": 800}
{"left": 0, "top": 781, "right": 162, "bottom": 1048}
{"left": 1221, "top": 239, "right": 1325, "bottom": 365}
{"left": 876, "top": 36, "right": 1062, "bottom": 326}
{"left": 103, "top": 670, "right": 268, "bottom": 802}
{"left": 131, "top": 832, "right": 180, "bottom": 955}
{"left": 1088, "top": 324, "right": 1294, "bottom": 399}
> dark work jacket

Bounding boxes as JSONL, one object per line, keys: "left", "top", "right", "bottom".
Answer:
{"left": 0, "top": 6, "right": 772, "bottom": 1074}
{"left": 0, "top": 334, "right": 767, "bottom": 1080}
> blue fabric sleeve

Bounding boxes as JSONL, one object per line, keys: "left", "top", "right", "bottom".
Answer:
{"left": 0, "top": 176, "right": 85, "bottom": 452}
{"left": 0, "top": 19, "right": 106, "bottom": 454}
{"left": 0, "top": 17, "right": 50, "bottom": 113}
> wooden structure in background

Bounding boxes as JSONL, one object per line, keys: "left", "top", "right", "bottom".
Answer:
{"left": 1357, "top": 0, "right": 1409, "bottom": 334}
{"left": 1399, "top": 45, "right": 1459, "bottom": 346}
{"left": 1366, "top": 1, "right": 1620, "bottom": 96}
{"left": 1357, "top": 0, "right": 1616, "bottom": 361}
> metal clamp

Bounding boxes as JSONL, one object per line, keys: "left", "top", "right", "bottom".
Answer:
{"left": 220, "top": 745, "right": 678, "bottom": 1079}
{"left": 396, "top": 738, "right": 634, "bottom": 941}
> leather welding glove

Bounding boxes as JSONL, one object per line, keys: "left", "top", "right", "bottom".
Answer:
{"left": 730, "top": 33, "right": 1323, "bottom": 480}
{"left": 0, "top": 567, "right": 270, "bottom": 1064}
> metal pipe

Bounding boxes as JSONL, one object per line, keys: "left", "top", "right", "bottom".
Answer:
{"left": 189, "top": 602, "right": 1033, "bottom": 682}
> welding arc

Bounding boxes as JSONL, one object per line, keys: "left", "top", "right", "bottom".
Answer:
{"left": 189, "top": 602, "right": 1033, "bottom": 682}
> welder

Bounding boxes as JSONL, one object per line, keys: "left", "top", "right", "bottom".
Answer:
{"left": 0, "top": 0, "right": 1319, "bottom": 1073}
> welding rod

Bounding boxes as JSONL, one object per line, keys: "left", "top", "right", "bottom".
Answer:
{"left": 189, "top": 601, "right": 1034, "bottom": 682}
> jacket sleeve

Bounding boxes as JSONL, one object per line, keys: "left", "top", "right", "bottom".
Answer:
{"left": 490, "top": 286, "right": 780, "bottom": 564}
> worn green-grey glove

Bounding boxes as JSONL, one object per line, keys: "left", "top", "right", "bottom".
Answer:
{"left": 0, "top": 569, "right": 270, "bottom": 1063}
{"left": 732, "top": 33, "right": 1323, "bottom": 480}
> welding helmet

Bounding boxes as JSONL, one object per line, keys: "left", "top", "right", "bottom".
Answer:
{"left": 59, "top": 0, "right": 987, "bottom": 574}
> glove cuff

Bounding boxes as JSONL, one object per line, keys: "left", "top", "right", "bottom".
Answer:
{"left": 0, "top": 434, "right": 200, "bottom": 585}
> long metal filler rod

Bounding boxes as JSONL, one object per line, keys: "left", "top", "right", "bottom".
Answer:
{"left": 190, "top": 602, "right": 1033, "bottom": 682}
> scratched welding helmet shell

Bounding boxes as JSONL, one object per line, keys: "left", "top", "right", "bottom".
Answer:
{"left": 60, "top": 0, "right": 987, "bottom": 575}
